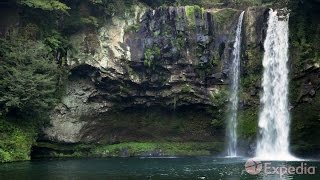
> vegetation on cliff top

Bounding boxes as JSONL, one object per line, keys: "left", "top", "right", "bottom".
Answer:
{"left": 19, "top": 0, "right": 70, "bottom": 13}
{"left": 140, "top": 0, "right": 281, "bottom": 8}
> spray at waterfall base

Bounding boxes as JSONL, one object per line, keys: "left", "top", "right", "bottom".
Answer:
{"left": 245, "top": 159, "right": 317, "bottom": 177}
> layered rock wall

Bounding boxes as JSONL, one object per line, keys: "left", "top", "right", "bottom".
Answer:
{"left": 44, "top": 5, "right": 268, "bottom": 145}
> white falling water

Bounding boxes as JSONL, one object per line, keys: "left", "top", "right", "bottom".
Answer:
{"left": 227, "top": 11, "right": 245, "bottom": 157}
{"left": 256, "top": 9, "right": 296, "bottom": 160}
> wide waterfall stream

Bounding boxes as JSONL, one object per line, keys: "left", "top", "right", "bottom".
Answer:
{"left": 227, "top": 11, "right": 245, "bottom": 157}
{"left": 256, "top": 9, "right": 296, "bottom": 160}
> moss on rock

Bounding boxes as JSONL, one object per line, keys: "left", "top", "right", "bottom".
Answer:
{"left": 212, "top": 8, "right": 238, "bottom": 30}
{"left": 143, "top": 46, "right": 161, "bottom": 68}
{"left": 290, "top": 93, "right": 320, "bottom": 156}
{"left": 32, "top": 141, "right": 225, "bottom": 158}
{"left": 237, "top": 108, "right": 258, "bottom": 139}
{"left": 0, "top": 119, "right": 36, "bottom": 163}
{"left": 185, "top": 5, "right": 203, "bottom": 29}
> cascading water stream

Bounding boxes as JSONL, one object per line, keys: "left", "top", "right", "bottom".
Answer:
{"left": 227, "top": 11, "right": 245, "bottom": 157}
{"left": 256, "top": 9, "right": 296, "bottom": 160}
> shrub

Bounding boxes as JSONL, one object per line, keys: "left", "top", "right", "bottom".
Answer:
{"left": 0, "top": 39, "right": 59, "bottom": 117}
{"left": 0, "top": 119, "right": 36, "bottom": 163}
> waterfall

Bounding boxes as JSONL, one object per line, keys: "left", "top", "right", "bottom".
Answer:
{"left": 227, "top": 11, "right": 245, "bottom": 157}
{"left": 256, "top": 9, "right": 295, "bottom": 160}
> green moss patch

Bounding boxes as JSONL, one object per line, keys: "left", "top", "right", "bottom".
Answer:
{"left": 0, "top": 119, "right": 36, "bottom": 163}
{"left": 33, "top": 141, "right": 225, "bottom": 158}
{"left": 93, "top": 142, "right": 224, "bottom": 157}
{"left": 143, "top": 46, "right": 161, "bottom": 68}
{"left": 238, "top": 108, "right": 258, "bottom": 139}
{"left": 185, "top": 5, "right": 203, "bottom": 29}
{"left": 212, "top": 8, "right": 238, "bottom": 29}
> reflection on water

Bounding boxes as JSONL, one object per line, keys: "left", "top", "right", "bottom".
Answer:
{"left": 0, "top": 157, "right": 318, "bottom": 180}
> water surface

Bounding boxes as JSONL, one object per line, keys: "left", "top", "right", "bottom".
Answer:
{"left": 0, "top": 157, "right": 319, "bottom": 180}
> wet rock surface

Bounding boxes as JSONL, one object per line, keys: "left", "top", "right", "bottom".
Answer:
{"left": 43, "top": 5, "right": 268, "bottom": 145}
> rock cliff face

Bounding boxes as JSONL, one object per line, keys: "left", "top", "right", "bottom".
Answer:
{"left": 288, "top": 1, "right": 320, "bottom": 157}
{"left": 43, "top": 4, "right": 269, "bottom": 145}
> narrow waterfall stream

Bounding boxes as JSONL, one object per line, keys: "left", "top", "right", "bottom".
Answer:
{"left": 227, "top": 11, "right": 245, "bottom": 157}
{"left": 256, "top": 9, "right": 295, "bottom": 160}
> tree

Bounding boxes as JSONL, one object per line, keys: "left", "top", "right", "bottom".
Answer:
{"left": 18, "top": 0, "right": 70, "bottom": 13}
{"left": 0, "top": 39, "right": 59, "bottom": 118}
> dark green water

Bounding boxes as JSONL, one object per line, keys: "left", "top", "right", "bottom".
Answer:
{"left": 0, "top": 157, "right": 319, "bottom": 180}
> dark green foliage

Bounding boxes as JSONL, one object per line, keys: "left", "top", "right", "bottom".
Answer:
{"left": 138, "top": 0, "right": 176, "bottom": 7}
{"left": 138, "top": 0, "right": 267, "bottom": 8}
{"left": 213, "top": 8, "right": 238, "bottom": 28}
{"left": 0, "top": 118, "right": 36, "bottom": 163}
{"left": 18, "top": 1, "right": 98, "bottom": 37}
{"left": 210, "top": 119, "right": 224, "bottom": 128}
{"left": 289, "top": 0, "right": 320, "bottom": 72}
{"left": 237, "top": 108, "right": 258, "bottom": 139}
{"left": 33, "top": 141, "right": 224, "bottom": 158}
{"left": 291, "top": 94, "right": 320, "bottom": 156}
{"left": 0, "top": 39, "right": 59, "bottom": 117}
{"left": 92, "top": 142, "right": 224, "bottom": 157}
{"left": 0, "top": 0, "right": 72, "bottom": 163}
{"left": 185, "top": 5, "right": 204, "bottom": 29}
{"left": 143, "top": 46, "right": 161, "bottom": 68}
{"left": 288, "top": 0, "right": 320, "bottom": 157}
{"left": 139, "top": 0, "right": 226, "bottom": 7}
{"left": 195, "top": 61, "right": 215, "bottom": 80}
{"left": 206, "top": 88, "right": 228, "bottom": 132}
{"left": 61, "top": 12, "right": 99, "bottom": 35}
{"left": 88, "top": 0, "right": 136, "bottom": 18}
{"left": 43, "top": 31, "right": 73, "bottom": 70}
{"left": 18, "top": 0, "right": 70, "bottom": 13}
